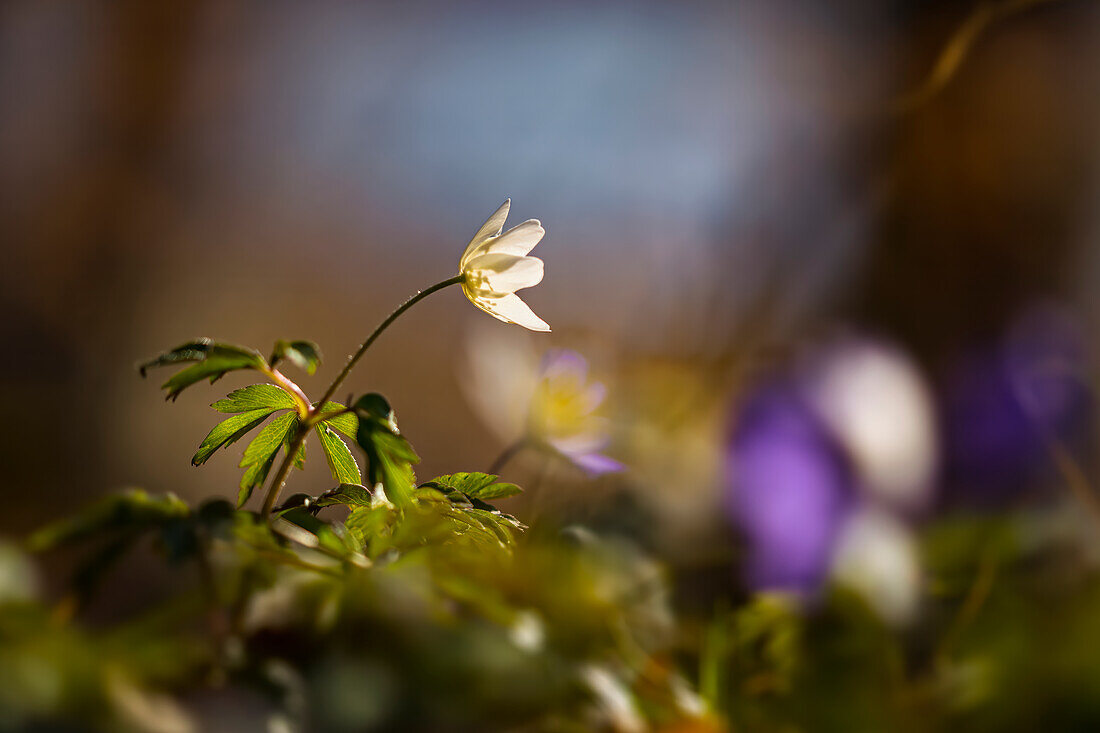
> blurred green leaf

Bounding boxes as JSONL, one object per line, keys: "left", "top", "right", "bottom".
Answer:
{"left": 238, "top": 412, "right": 300, "bottom": 508}
{"left": 211, "top": 384, "right": 296, "bottom": 413}
{"left": 315, "top": 483, "right": 374, "bottom": 508}
{"left": 317, "top": 424, "right": 362, "bottom": 484}
{"left": 271, "top": 340, "right": 322, "bottom": 375}
{"left": 274, "top": 507, "right": 365, "bottom": 562}
{"left": 192, "top": 408, "right": 284, "bottom": 466}
{"left": 140, "top": 339, "right": 267, "bottom": 400}
{"left": 26, "top": 490, "right": 194, "bottom": 605}
{"left": 345, "top": 503, "right": 398, "bottom": 558}
{"left": 28, "top": 490, "right": 190, "bottom": 552}
{"left": 137, "top": 338, "right": 216, "bottom": 376}
{"left": 422, "top": 472, "right": 522, "bottom": 501}
{"left": 352, "top": 394, "right": 419, "bottom": 508}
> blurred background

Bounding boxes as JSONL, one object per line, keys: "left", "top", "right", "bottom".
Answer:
{"left": 3, "top": 0, "right": 1100, "bottom": 700}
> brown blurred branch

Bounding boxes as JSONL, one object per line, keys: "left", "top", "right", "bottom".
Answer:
{"left": 891, "top": 0, "right": 1061, "bottom": 115}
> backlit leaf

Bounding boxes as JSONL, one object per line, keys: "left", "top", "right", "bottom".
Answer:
{"left": 423, "top": 472, "right": 522, "bottom": 501}
{"left": 211, "top": 384, "right": 296, "bottom": 413}
{"left": 316, "top": 424, "right": 362, "bottom": 484}
{"left": 315, "top": 401, "right": 358, "bottom": 438}
{"left": 314, "top": 483, "right": 374, "bottom": 508}
{"left": 352, "top": 393, "right": 419, "bottom": 508}
{"left": 192, "top": 408, "right": 283, "bottom": 466}
{"left": 237, "top": 412, "right": 299, "bottom": 508}
{"left": 271, "top": 340, "right": 322, "bottom": 375}
{"left": 140, "top": 340, "right": 267, "bottom": 401}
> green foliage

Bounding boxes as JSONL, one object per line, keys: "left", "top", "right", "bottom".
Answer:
{"left": 422, "top": 471, "right": 522, "bottom": 501}
{"left": 237, "top": 412, "right": 300, "bottom": 507}
{"left": 192, "top": 408, "right": 283, "bottom": 466}
{"left": 26, "top": 490, "right": 196, "bottom": 605}
{"left": 12, "top": 233, "right": 734, "bottom": 732}
{"left": 271, "top": 339, "right": 322, "bottom": 375}
{"left": 211, "top": 384, "right": 297, "bottom": 413}
{"left": 316, "top": 423, "right": 362, "bottom": 484}
{"left": 314, "top": 483, "right": 374, "bottom": 508}
{"left": 315, "top": 400, "right": 359, "bottom": 436}
{"left": 139, "top": 338, "right": 267, "bottom": 401}
{"left": 352, "top": 393, "right": 419, "bottom": 507}
{"left": 28, "top": 489, "right": 189, "bottom": 552}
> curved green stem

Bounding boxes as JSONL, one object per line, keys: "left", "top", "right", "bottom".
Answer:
{"left": 488, "top": 436, "right": 531, "bottom": 475}
{"left": 261, "top": 366, "right": 312, "bottom": 418}
{"left": 314, "top": 274, "right": 464, "bottom": 411}
{"left": 260, "top": 274, "right": 464, "bottom": 517}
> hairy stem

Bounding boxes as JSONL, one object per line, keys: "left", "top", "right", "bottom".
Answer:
{"left": 261, "top": 423, "right": 309, "bottom": 517}
{"left": 315, "top": 274, "right": 464, "bottom": 410}
{"left": 261, "top": 366, "right": 312, "bottom": 418}
{"left": 488, "top": 436, "right": 531, "bottom": 475}
{"left": 260, "top": 274, "right": 464, "bottom": 516}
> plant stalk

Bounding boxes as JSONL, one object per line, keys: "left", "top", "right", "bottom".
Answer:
{"left": 315, "top": 274, "right": 464, "bottom": 410}
{"left": 260, "top": 274, "right": 464, "bottom": 517}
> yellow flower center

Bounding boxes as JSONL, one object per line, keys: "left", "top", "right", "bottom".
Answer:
{"left": 529, "top": 373, "right": 595, "bottom": 441}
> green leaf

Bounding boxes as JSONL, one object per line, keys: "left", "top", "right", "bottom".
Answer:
{"left": 352, "top": 394, "right": 419, "bottom": 508}
{"left": 211, "top": 384, "right": 296, "bottom": 413}
{"left": 140, "top": 340, "right": 267, "bottom": 400}
{"left": 314, "top": 483, "right": 374, "bottom": 508}
{"left": 237, "top": 412, "right": 299, "bottom": 508}
{"left": 28, "top": 489, "right": 190, "bottom": 551}
{"left": 345, "top": 503, "right": 398, "bottom": 557}
{"left": 293, "top": 439, "right": 306, "bottom": 470}
{"left": 271, "top": 340, "right": 322, "bottom": 375}
{"left": 192, "top": 407, "right": 283, "bottom": 466}
{"left": 272, "top": 508, "right": 364, "bottom": 561}
{"left": 315, "top": 401, "right": 358, "bottom": 438}
{"left": 422, "top": 472, "right": 522, "bottom": 501}
{"left": 316, "top": 424, "right": 362, "bottom": 484}
{"left": 138, "top": 339, "right": 216, "bottom": 376}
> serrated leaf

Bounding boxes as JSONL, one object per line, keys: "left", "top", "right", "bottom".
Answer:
{"left": 141, "top": 340, "right": 267, "bottom": 400}
{"left": 314, "top": 483, "right": 374, "bottom": 508}
{"left": 352, "top": 393, "right": 419, "bottom": 508}
{"left": 423, "top": 472, "right": 522, "bottom": 501}
{"left": 192, "top": 407, "right": 283, "bottom": 466}
{"left": 272, "top": 340, "right": 322, "bottom": 375}
{"left": 211, "top": 384, "right": 296, "bottom": 413}
{"left": 237, "top": 412, "right": 299, "bottom": 507}
{"left": 345, "top": 503, "right": 397, "bottom": 557}
{"left": 293, "top": 439, "right": 306, "bottom": 470}
{"left": 138, "top": 339, "right": 215, "bottom": 376}
{"left": 316, "top": 424, "right": 362, "bottom": 484}
{"left": 315, "top": 401, "right": 358, "bottom": 438}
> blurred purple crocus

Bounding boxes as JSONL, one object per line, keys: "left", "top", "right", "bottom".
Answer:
{"left": 725, "top": 337, "right": 938, "bottom": 601}
{"left": 942, "top": 304, "right": 1091, "bottom": 501}
{"left": 725, "top": 382, "right": 855, "bottom": 593}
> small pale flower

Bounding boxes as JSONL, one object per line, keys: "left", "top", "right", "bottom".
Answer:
{"left": 459, "top": 199, "right": 550, "bottom": 332}
{"left": 463, "top": 330, "right": 623, "bottom": 475}
{"left": 529, "top": 350, "right": 624, "bottom": 474}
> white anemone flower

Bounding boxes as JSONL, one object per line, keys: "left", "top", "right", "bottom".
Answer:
{"left": 459, "top": 199, "right": 550, "bottom": 332}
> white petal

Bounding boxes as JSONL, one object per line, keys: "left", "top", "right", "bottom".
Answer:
{"left": 475, "top": 292, "right": 551, "bottom": 332}
{"left": 466, "top": 253, "right": 544, "bottom": 293}
{"left": 460, "top": 199, "right": 510, "bottom": 269}
{"left": 476, "top": 219, "right": 544, "bottom": 259}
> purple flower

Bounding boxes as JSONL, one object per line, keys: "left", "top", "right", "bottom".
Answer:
{"left": 942, "top": 304, "right": 1090, "bottom": 501}
{"left": 725, "top": 383, "right": 854, "bottom": 593}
